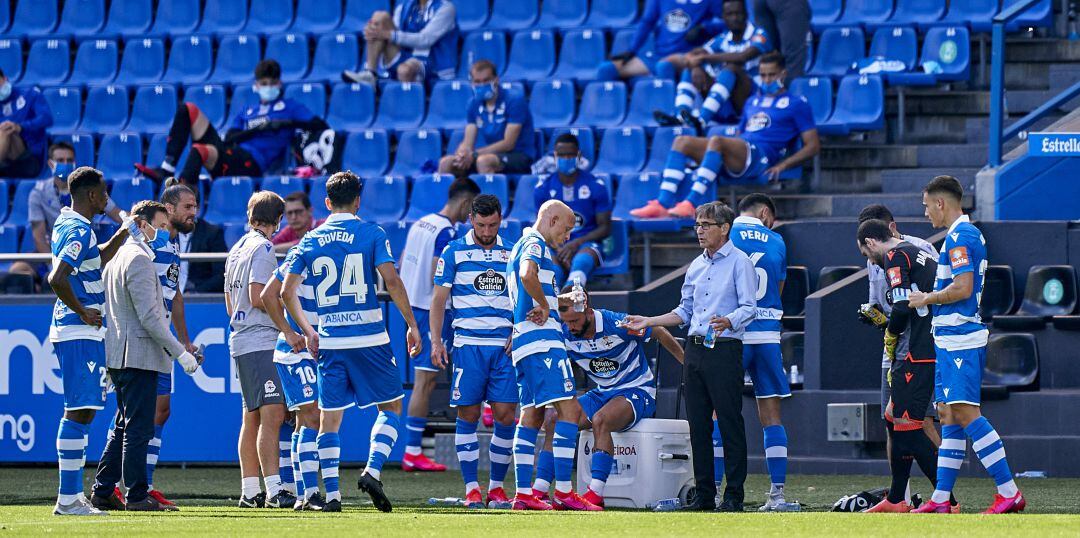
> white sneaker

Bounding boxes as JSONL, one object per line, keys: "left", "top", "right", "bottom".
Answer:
{"left": 54, "top": 494, "right": 107, "bottom": 516}
{"left": 758, "top": 485, "right": 801, "bottom": 512}
{"left": 342, "top": 70, "right": 376, "bottom": 85}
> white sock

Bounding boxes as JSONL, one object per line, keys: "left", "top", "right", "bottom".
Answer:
{"left": 161, "top": 161, "right": 176, "bottom": 173}
{"left": 998, "top": 479, "right": 1019, "bottom": 498}
{"left": 405, "top": 446, "right": 422, "bottom": 456}
{"left": 555, "top": 481, "right": 572, "bottom": 494}
{"left": 488, "top": 480, "right": 503, "bottom": 491}
{"left": 533, "top": 479, "right": 551, "bottom": 494}
{"left": 264, "top": 475, "right": 282, "bottom": 498}
{"left": 242, "top": 476, "right": 261, "bottom": 498}
{"left": 589, "top": 478, "right": 605, "bottom": 496}
{"left": 366, "top": 468, "right": 381, "bottom": 481}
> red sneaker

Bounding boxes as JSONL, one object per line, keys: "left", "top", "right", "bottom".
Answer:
{"left": 402, "top": 453, "right": 447, "bottom": 472}
{"left": 512, "top": 493, "right": 552, "bottom": 511}
{"left": 482, "top": 404, "right": 494, "bottom": 428}
{"left": 533, "top": 490, "right": 550, "bottom": 503}
{"left": 982, "top": 492, "right": 1025, "bottom": 514}
{"left": 865, "top": 499, "right": 910, "bottom": 513}
{"left": 911, "top": 499, "right": 952, "bottom": 513}
{"left": 148, "top": 489, "right": 179, "bottom": 511}
{"left": 630, "top": 200, "right": 670, "bottom": 219}
{"left": 552, "top": 490, "right": 603, "bottom": 511}
{"left": 113, "top": 487, "right": 126, "bottom": 505}
{"left": 582, "top": 488, "right": 605, "bottom": 509}
{"left": 463, "top": 488, "right": 484, "bottom": 509}
{"left": 486, "top": 487, "right": 511, "bottom": 508}
{"left": 667, "top": 200, "right": 696, "bottom": 218}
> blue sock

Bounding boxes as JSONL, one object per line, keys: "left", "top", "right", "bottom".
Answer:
{"left": 299, "top": 426, "right": 320, "bottom": 499}
{"left": 763, "top": 425, "right": 788, "bottom": 486}
{"left": 534, "top": 449, "right": 555, "bottom": 494}
{"left": 675, "top": 69, "right": 699, "bottom": 117}
{"left": 455, "top": 418, "right": 480, "bottom": 493}
{"left": 552, "top": 421, "right": 578, "bottom": 494}
{"left": 290, "top": 430, "right": 303, "bottom": 498}
{"left": 146, "top": 424, "right": 163, "bottom": 489}
{"left": 712, "top": 420, "right": 725, "bottom": 485}
{"left": 654, "top": 59, "right": 675, "bottom": 81}
{"left": 553, "top": 263, "right": 567, "bottom": 291}
{"left": 405, "top": 415, "right": 426, "bottom": 456}
{"left": 930, "top": 425, "right": 965, "bottom": 503}
{"left": 513, "top": 425, "right": 540, "bottom": 496}
{"left": 488, "top": 422, "right": 515, "bottom": 488}
{"left": 589, "top": 449, "right": 614, "bottom": 496}
{"left": 568, "top": 252, "right": 597, "bottom": 286}
{"left": 658, "top": 150, "right": 689, "bottom": 208}
{"left": 367, "top": 411, "right": 400, "bottom": 481}
{"left": 597, "top": 61, "right": 619, "bottom": 81}
{"left": 700, "top": 69, "right": 736, "bottom": 124}
{"left": 317, "top": 432, "right": 341, "bottom": 502}
{"left": 686, "top": 150, "right": 721, "bottom": 206}
{"left": 965, "top": 417, "right": 1019, "bottom": 497}
{"left": 278, "top": 421, "right": 295, "bottom": 493}
{"left": 57, "top": 418, "right": 89, "bottom": 503}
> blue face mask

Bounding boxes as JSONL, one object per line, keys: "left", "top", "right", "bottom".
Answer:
{"left": 473, "top": 82, "right": 496, "bottom": 102}
{"left": 53, "top": 162, "right": 74, "bottom": 179}
{"left": 761, "top": 79, "right": 784, "bottom": 95}
{"left": 255, "top": 84, "right": 281, "bottom": 102}
{"left": 0, "top": 82, "right": 10, "bottom": 101}
{"left": 556, "top": 157, "right": 577, "bottom": 175}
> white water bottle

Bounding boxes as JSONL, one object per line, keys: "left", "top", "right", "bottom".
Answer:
{"left": 572, "top": 277, "right": 585, "bottom": 313}
{"left": 118, "top": 210, "right": 144, "bottom": 242}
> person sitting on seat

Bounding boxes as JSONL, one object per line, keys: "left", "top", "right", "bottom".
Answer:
{"left": 598, "top": 0, "right": 725, "bottom": 81}
{"left": 342, "top": 0, "right": 459, "bottom": 85}
{"left": 0, "top": 67, "right": 52, "bottom": 178}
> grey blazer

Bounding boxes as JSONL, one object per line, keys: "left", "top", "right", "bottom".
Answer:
{"left": 103, "top": 239, "right": 186, "bottom": 373}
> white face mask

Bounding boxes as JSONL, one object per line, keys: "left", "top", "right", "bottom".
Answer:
{"left": 254, "top": 84, "right": 281, "bottom": 102}
{"left": 0, "top": 82, "right": 11, "bottom": 101}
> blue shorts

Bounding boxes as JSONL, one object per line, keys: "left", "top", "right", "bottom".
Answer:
{"left": 55, "top": 339, "right": 107, "bottom": 411}
{"left": 579, "top": 387, "right": 656, "bottom": 432}
{"left": 378, "top": 51, "right": 428, "bottom": 80}
{"left": 412, "top": 307, "right": 453, "bottom": 373}
{"left": 742, "top": 343, "right": 791, "bottom": 399}
{"left": 577, "top": 241, "right": 605, "bottom": 265}
{"left": 157, "top": 372, "right": 172, "bottom": 396}
{"left": 450, "top": 345, "right": 518, "bottom": 407}
{"left": 718, "top": 140, "right": 776, "bottom": 185}
{"left": 516, "top": 352, "right": 575, "bottom": 408}
{"left": 276, "top": 359, "right": 320, "bottom": 411}
{"left": 318, "top": 344, "right": 404, "bottom": 411}
{"left": 934, "top": 344, "right": 985, "bottom": 406}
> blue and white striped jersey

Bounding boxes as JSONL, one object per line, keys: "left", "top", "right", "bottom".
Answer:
{"left": 49, "top": 208, "right": 106, "bottom": 342}
{"left": 433, "top": 230, "right": 513, "bottom": 347}
{"left": 149, "top": 231, "right": 180, "bottom": 317}
{"left": 287, "top": 213, "right": 395, "bottom": 350}
{"left": 507, "top": 227, "right": 565, "bottom": 364}
{"left": 932, "top": 215, "right": 988, "bottom": 350}
{"left": 730, "top": 216, "right": 786, "bottom": 344}
{"left": 703, "top": 23, "right": 772, "bottom": 78}
{"left": 564, "top": 309, "right": 656, "bottom": 397}
{"left": 272, "top": 246, "right": 319, "bottom": 364}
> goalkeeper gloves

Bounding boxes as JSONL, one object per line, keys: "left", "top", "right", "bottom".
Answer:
{"left": 883, "top": 330, "right": 899, "bottom": 363}
{"left": 858, "top": 303, "right": 888, "bottom": 329}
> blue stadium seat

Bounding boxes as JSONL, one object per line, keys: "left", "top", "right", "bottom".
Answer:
{"left": 341, "top": 129, "right": 389, "bottom": 177}
{"left": 184, "top": 84, "right": 227, "bottom": 130}
{"left": 826, "top": 0, "right": 894, "bottom": 28}
{"left": 550, "top": 127, "right": 595, "bottom": 166}
{"left": 938, "top": 0, "right": 998, "bottom": 32}
{"left": 611, "top": 172, "right": 661, "bottom": 220}
{"left": 221, "top": 223, "right": 246, "bottom": 247}
{"left": 553, "top": 28, "right": 606, "bottom": 81}
{"left": 810, "top": 0, "right": 843, "bottom": 30}
{"left": 7, "top": 181, "right": 35, "bottom": 226}
{"left": 530, "top": 79, "right": 576, "bottom": 129}
{"left": 0, "top": 1, "right": 9, "bottom": 35}
{"left": 266, "top": 33, "right": 310, "bottom": 82}
{"left": 593, "top": 218, "right": 629, "bottom": 276}
{"left": 470, "top": 174, "right": 510, "bottom": 215}
{"left": 809, "top": 27, "right": 864, "bottom": 78}
{"left": 97, "top": 133, "right": 143, "bottom": 180}
{"left": 213, "top": 34, "right": 261, "bottom": 84}
{"left": 105, "top": 0, "right": 153, "bottom": 36}
{"left": 80, "top": 85, "right": 130, "bottom": 133}
{"left": 23, "top": 39, "right": 71, "bottom": 87}
{"left": 146, "top": 132, "right": 193, "bottom": 172}
{"left": 502, "top": 30, "right": 556, "bottom": 81}
{"left": 70, "top": 39, "right": 118, "bottom": 86}
{"left": 424, "top": 80, "right": 473, "bottom": 131}
{"left": 889, "top": 26, "right": 970, "bottom": 85}
{"left": 150, "top": 0, "right": 201, "bottom": 36}
{"left": 488, "top": 0, "right": 539, "bottom": 31}
{"left": 877, "top": 0, "right": 945, "bottom": 30}
{"left": 285, "top": 82, "right": 327, "bottom": 117}
{"left": 382, "top": 220, "right": 409, "bottom": 261}
{"left": 200, "top": 0, "right": 248, "bottom": 35}
{"left": 259, "top": 175, "right": 307, "bottom": 198}
{"left": 508, "top": 174, "right": 540, "bottom": 223}
{"left": 594, "top": 127, "right": 646, "bottom": 175}
{"left": 309, "top": 32, "right": 360, "bottom": 82}
{"left": 390, "top": 129, "right": 441, "bottom": 177}
{"left": 577, "top": 81, "right": 627, "bottom": 128}
{"left": 163, "top": 35, "right": 213, "bottom": 84}
{"left": 227, "top": 84, "right": 259, "bottom": 125}
{"left": 293, "top": 0, "right": 343, "bottom": 33}
{"left": 343, "top": 0, "right": 390, "bottom": 29}
{"left": 0, "top": 39, "right": 22, "bottom": 82}
{"left": 536, "top": 0, "right": 588, "bottom": 29}
{"left": 127, "top": 84, "right": 178, "bottom": 134}
{"left": 56, "top": 0, "right": 106, "bottom": 38}
{"left": 52, "top": 133, "right": 95, "bottom": 167}
{"left": 458, "top": 31, "right": 507, "bottom": 77}
{"left": 495, "top": 219, "right": 523, "bottom": 243}
{"left": 110, "top": 177, "right": 155, "bottom": 212}
{"left": 0, "top": 179, "right": 8, "bottom": 223}
{"left": 455, "top": 0, "right": 490, "bottom": 32}
{"left": 624, "top": 78, "right": 675, "bottom": 128}
{"left": 868, "top": 26, "right": 918, "bottom": 71}
{"left": 9, "top": 0, "right": 58, "bottom": 37}
{"left": 247, "top": 0, "right": 295, "bottom": 35}
{"left": 586, "top": 0, "right": 638, "bottom": 28}
{"left": 205, "top": 176, "right": 255, "bottom": 224}
{"left": 817, "top": 74, "right": 884, "bottom": 135}
{"left": 327, "top": 82, "right": 375, "bottom": 130}
{"left": 644, "top": 126, "right": 691, "bottom": 171}
{"left": 358, "top": 175, "right": 407, "bottom": 222}
{"left": 377, "top": 82, "right": 425, "bottom": 131}
{"left": 118, "top": 38, "right": 165, "bottom": 84}
{"left": 305, "top": 177, "right": 330, "bottom": 219}
{"left": 788, "top": 77, "right": 834, "bottom": 125}
{"left": 406, "top": 173, "right": 454, "bottom": 219}
{"left": 1006, "top": 0, "right": 1053, "bottom": 32}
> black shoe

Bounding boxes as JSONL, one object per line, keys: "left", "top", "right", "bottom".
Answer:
{"left": 682, "top": 500, "right": 717, "bottom": 511}
{"left": 358, "top": 473, "right": 392, "bottom": 513}
{"left": 238, "top": 492, "right": 266, "bottom": 508}
{"left": 266, "top": 490, "right": 297, "bottom": 509}
{"left": 679, "top": 108, "right": 705, "bottom": 137}
{"left": 125, "top": 496, "right": 165, "bottom": 511}
{"left": 303, "top": 493, "right": 326, "bottom": 512}
{"left": 322, "top": 499, "right": 341, "bottom": 512}
{"left": 654, "top": 110, "right": 683, "bottom": 127}
{"left": 718, "top": 498, "right": 744, "bottom": 512}
{"left": 90, "top": 493, "right": 125, "bottom": 511}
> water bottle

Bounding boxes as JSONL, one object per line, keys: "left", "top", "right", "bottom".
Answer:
{"left": 572, "top": 277, "right": 585, "bottom": 312}
{"left": 118, "top": 210, "right": 144, "bottom": 242}
{"left": 427, "top": 497, "right": 464, "bottom": 506}
{"left": 1015, "top": 471, "right": 1047, "bottom": 478}
{"left": 652, "top": 498, "right": 682, "bottom": 511}
{"left": 195, "top": 343, "right": 206, "bottom": 362}
{"left": 789, "top": 364, "right": 800, "bottom": 385}
{"left": 703, "top": 325, "right": 717, "bottom": 349}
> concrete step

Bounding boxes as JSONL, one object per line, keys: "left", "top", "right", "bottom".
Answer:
{"left": 772, "top": 191, "right": 975, "bottom": 218}
{"left": 880, "top": 167, "right": 979, "bottom": 193}
{"left": 890, "top": 91, "right": 990, "bottom": 116}
{"left": 965, "top": 114, "right": 1062, "bottom": 148}
{"left": 820, "top": 145, "right": 917, "bottom": 169}
{"left": 1005, "top": 38, "right": 1080, "bottom": 63}
{"left": 916, "top": 143, "right": 988, "bottom": 167}
{"left": 1005, "top": 88, "right": 1080, "bottom": 115}
{"left": 816, "top": 168, "right": 882, "bottom": 193}
{"left": 1049, "top": 63, "right": 1080, "bottom": 92}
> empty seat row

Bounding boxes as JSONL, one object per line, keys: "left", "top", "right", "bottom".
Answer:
{"left": 811, "top": 0, "right": 1053, "bottom": 33}
{"left": 809, "top": 26, "right": 969, "bottom": 84}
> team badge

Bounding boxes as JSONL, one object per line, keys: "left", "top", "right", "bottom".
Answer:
{"left": 776, "top": 97, "right": 790, "bottom": 109}
{"left": 264, "top": 380, "right": 277, "bottom": 395}
{"left": 564, "top": 378, "right": 575, "bottom": 392}
{"left": 948, "top": 246, "right": 969, "bottom": 269}
{"left": 452, "top": 388, "right": 461, "bottom": 401}
{"left": 303, "top": 385, "right": 314, "bottom": 398}
{"left": 578, "top": 185, "right": 591, "bottom": 199}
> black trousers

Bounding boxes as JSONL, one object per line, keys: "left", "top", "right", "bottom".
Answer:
{"left": 684, "top": 338, "right": 747, "bottom": 503}
{"left": 753, "top": 0, "right": 811, "bottom": 80}
{"left": 93, "top": 367, "right": 158, "bottom": 503}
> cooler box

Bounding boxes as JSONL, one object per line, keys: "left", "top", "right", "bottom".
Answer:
{"left": 575, "top": 418, "right": 695, "bottom": 508}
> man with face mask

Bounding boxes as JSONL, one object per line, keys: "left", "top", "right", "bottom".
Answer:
{"left": 0, "top": 67, "right": 53, "bottom": 179}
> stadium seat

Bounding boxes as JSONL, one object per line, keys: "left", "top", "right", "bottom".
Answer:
{"left": 502, "top": 29, "right": 556, "bottom": 81}
{"left": 109, "top": 176, "right": 155, "bottom": 211}
{"left": 247, "top": 0, "right": 295, "bottom": 35}
{"left": 259, "top": 175, "right": 307, "bottom": 199}
{"left": 23, "top": 39, "right": 71, "bottom": 87}
{"left": 293, "top": 0, "right": 343, "bottom": 33}
{"left": 227, "top": 84, "right": 259, "bottom": 125}
{"left": 471, "top": 174, "right": 510, "bottom": 214}
{"left": 221, "top": 223, "right": 247, "bottom": 247}
{"left": 357, "top": 175, "right": 407, "bottom": 222}
{"left": 118, "top": 38, "right": 165, "bottom": 84}
{"left": 407, "top": 173, "right": 455, "bottom": 219}
{"left": 343, "top": 0, "right": 390, "bottom": 30}
{"left": 536, "top": 0, "right": 588, "bottom": 29}
{"left": 309, "top": 32, "right": 360, "bottom": 82}
{"left": 127, "top": 84, "right": 179, "bottom": 134}
{"left": 265, "top": 33, "right": 310, "bottom": 82}
{"left": 612, "top": 172, "right": 666, "bottom": 221}
{"left": 52, "top": 133, "right": 95, "bottom": 167}
{"left": 585, "top": 0, "right": 639, "bottom": 28}
{"left": 624, "top": 78, "right": 675, "bottom": 128}
{"left": 424, "top": 80, "right": 474, "bottom": 131}
{"left": 97, "top": 133, "right": 143, "bottom": 180}
{"left": 0, "top": 0, "right": 9, "bottom": 35}
{"left": 149, "top": 0, "right": 200, "bottom": 36}
{"left": 69, "top": 39, "right": 119, "bottom": 86}
{"left": 455, "top": 0, "right": 490, "bottom": 32}
{"left": 488, "top": 0, "right": 539, "bottom": 31}
{"left": 327, "top": 82, "right": 375, "bottom": 130}
{"left": 43, "top": 87, "right": 82, "bottom": 134}
{"left": 342, "top": 129, "right": 390, "bottom": 177}
{"left": 508, "top": 174, "right": 541, "bottom": 223}
{"left": 285, "top": 82, "right": 327, "bottom": 117}
{"left": 376, "top": 82, "right": 425, "bottom": 131}
{"left": 577, "top": 81, "right": 628, "bottom": 128}
{"left": 781, "top": 266, "right": 811, "bottom": 316}
{"left": 530, "top": 79, "right": 576, "bottom": 129}
{"left": 390, "top": 129, "right": 441, "bottom": 177}
{"left": 983, "top": 333, "right": 1039, "bottom": 388}
{"left": 788, "top": 77, "right": 834, "bottom": 125}
{"left": 80, "top": 85, "right": 130, "bottom": 133}
{"left": 594, "top": 127, "right": 646, "bottom": 175}
{"left": 213, "top": 34, "right": 261, "bottom": 84}
{"left": 1016, "top": 266, "right": 1078, "bottom": 316}
{"left": 553, "top": 28, "right": 606, "bottom": 82}
{"left": 644, "top": 126, "right": 691, "bottom": 172}
{"left": 308, "top": 177, "right": 330, "bottom": 219}
{"left": 878, "top": 0, "right": 945, "bottom": 29}
{"left": 817, "top": 75, "right": 885, "bottom": 136}
{"left": 145, "top": 132, "right": 192, "bottom": 173}
{"left": 0, "top": 39, "right": 20, "bottom": 82}
{"left": 550, "top": 127, "right": 595, "bottom": 166}
{"left": 826, "top": 0, "right": 894, "bottom": 29}
{"left": 1005, "top": 0, "right": 1053, "bottom": 32}
{"left": 9, "top": 0, "right": 59, "bottom": 37}
{"left": 809, "top": 0, "right": 843, "bottom": 30}
{"left": 458, "top": 30, "right": 507, "bottom": 78}
{"left": 382, "top": 220, "right": 409, "bottom": 261}
{"left": 56, "top": 0, "right": 106, "bottom": 38}
{"left": 809, "top": 27, "right": 865, "bottom": 78}
{"left": 184, "top": 84, "right": 228, "bottom": 130}
{"left": 163, "top": 35, "right": 214, "bottom": 84}
{"left": 817, "top": 265, "right": 860, "bottom": 290}
{"left": 199, "top": 0, "right": 248, "bottom": 35}
{"left": 887, "top": 26, "right": 970, "bottom": 85}
{"left": 7, "top": 181, "right": 35, "bottom": 226}
{"left": 0, "top": 179, "right": 7, "bottom": 223}
{"left": 980, "top": 265, "right": 1016, "bottom": 319}
{"left": 591, "top": 217, "right": 629, "bottom": 275}
{"left": 938, "top": 0, "right": 998, "bottom": 33}
{"left": 868, "top": 26, "right": 918, "bottom": 71}
{"left": 205, "top": 176, "right": 255, "bottom": 224}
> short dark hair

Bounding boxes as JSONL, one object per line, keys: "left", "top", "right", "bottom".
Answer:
{"left": 471, "top": 194, "right": 502, "bottom": 217}
{"left": 554, "top": 133, "right": 580, "bottom": 150}
{"left": 247, "top": 191, "right": 285, "bottom": 227}
{"left": 48, "top": 141, "right": 75, "bottom": 160}
{"left": 737, "top": 193, "right": 776, "bottom": 216}
{"left": 326, "top": 171, "right": 361, "bottom": 208}
{"left": 160, "top": 177, "right": 196, "bottom": 207}
{"left": 284, "top": 191, "right": 312, "bottom": 209}
{"left": 858, "top": 204, "right": 894, "bottom": 224}
{"left": 470, "top": 59, "right": 497, "bottom": 78}
{"left": 759, "top": 51, "right": 786, "bottom": 68}
{"left": 924, "top": 175, "right": 963, "bottom": 202}
{"left": 254, "top": 59, "right": 281, "bottom": 80}
{"left": 723, "top": 0, "right": 747, "bottom": 10}
{"left": 67, "top": 166, "right": 104, "bottom": 197}
{"left": 857, "top": 219, "right": 894, "bottom": 245}
{"left": 131, "top": 200, "right": 168, "bottom": 224}
{"left": 448, "top": 176, "right": 481, "bottom": 201}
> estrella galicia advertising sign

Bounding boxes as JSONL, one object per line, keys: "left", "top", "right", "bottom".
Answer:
{"left": 1028, "top": 132, "right": 1080, "bottom": 156}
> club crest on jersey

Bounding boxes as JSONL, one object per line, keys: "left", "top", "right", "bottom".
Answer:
{"left": 303, "top": 385, "right": 314, "bottom": 398}
{"left": 663, "top": 9, "right": 691, "bottom": 32}
{"left": 588, "top": 358, "right": 619, "bottom": 378}
{"left": 474, "top": 268, "right": 506, "bottom": 296}
{"left": 564, "top": 378, "right": 574, "bottom": 392}
{"left": 745, "top": 112, "right": 771, "bottom": 132}
{"left": 949, "top": 246, "right": 969, "bottom": 269}
{"left": 578, "top": 185, "right": 591, "bottom": 199}
{"left": 887, "top": 267, "right": 902, "bottom": 287}
{"left": 264, "top": 380, "right": 277, "bottom": 395}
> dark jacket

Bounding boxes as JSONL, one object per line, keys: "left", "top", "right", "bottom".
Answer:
{"left": 187, "top": 218, "right": 227, "bottom": 293}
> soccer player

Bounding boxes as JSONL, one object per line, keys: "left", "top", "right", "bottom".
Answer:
{"left": 600, "top": 0, "right": 725, "bottom": 81}
{"left": 47, "top": 166, "right": 139, "bottom": 515}
{"left": 507, "top": 200, "right": 599, "bottom": 511}
{"left": 398, "top": 176, "right": 479, "bottom": 472}
{"left": 857, "top": 219, "right": 952, "bottom": 513}
{"left": 281, "top": 171, "right": 422, "bottom": 513}
{"left": 429, "top": 194, "right": 517, "bottom": 508}
{"left": 909, "top": 175, "right": 1026, "bottom": 514}
{"left": 631, "top": 53, "right": 820, "bottom": 219}
{"left": 341, "top": 0, "right": 459, "bottom": 84}
{"left": 224, "top": 191, "right": 295, "bottom": 509}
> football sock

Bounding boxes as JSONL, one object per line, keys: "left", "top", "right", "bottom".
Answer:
{"left": 278, "top": 422, "right": 295, "bottom": 494}
{"left": 589, "top": 449, "right": 614, "bottom": 496}
{"left": 317, "top": 432, "right": 341, "bottom": 502}
{"left": 367, "top": 411, "right": 400, "bottom": 481}
{"left": 930, "top": 425, "right": 965, "bottom": 503}
{"left": 489, "top": 422, "right": 515, "bottom": 490}
{"left": 675, "top": 69, "right": 699, "bottom": 118}
{"left": 552, "top": 421, "right": 578, "bottom": 494}
{"left": 146, "top": 424, "right": 163, "bottom": 490}
{"left": 886, "top": 425, "right": 914, "bottom": 504}
{"left": 264, "top": 474, "right": 282, "bottom": 499}
{"left": 965, "top": 416, "right": 1018, "bottom": 497}
{"left": 241, "top": 476, "right": 261, "bottom": 499}
{"left": 298, "top": 426, "right": 320, "bottom": 499}
{"left": 569, "top": 252, "right": 596, "bottom": 286}
{"left": 712, "top": 420, "right": 725, "bottom": 485}
{"left": 700, "top": 69, "right": 737, "bottom": 125}
{"left": 534, "top": 449, "right": 555, "bottom": 494}
{"left": 513, "top": 425, "right": 539, "bottom": 496}
{"left": 404, "top": 416, "right": 426, "bottom": 457}
{"left": 763, "top": 424, "right": 788, "bottom": 487}
{"left": 686, "top": 150, "right": 721, "bottom": 206}
{"left": 290, "top": 430, "right": 303, "bottom": 498}
{"left": 57, "top": 418, "right": 89, "bottom": 504}
{"left": 455, "top": 418, "right": 480, "bottom": 493}
{"left": 163, "top": 103, "right": 196, "bottom": 168}
{"left": 658, "top": 150, "right": 689, "bottom": 208}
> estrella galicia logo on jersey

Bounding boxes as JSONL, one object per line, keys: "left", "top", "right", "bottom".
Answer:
{"left": 473, "top": 269, "right": 506, "bottom": 296}
{"left": 887, "top": 267, "right": 902, "bottom": 287}
{"left": 166, "top": 263, "right": 180, "bottom": 285}
{"left": 663, "top": 9, "right": 691, "bottom": 32}
{"left": 949, "top": 246, "right": 969, "bottom": 269}
{"left": 745, "top": 112, "right": 771, "bottom": 132}
{"left": 588, "top": 358, "right": 619, "bottom": 378}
